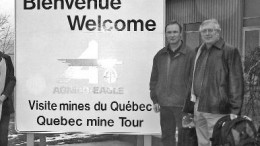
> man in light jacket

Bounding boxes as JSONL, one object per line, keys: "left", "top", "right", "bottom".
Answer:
{"left": 184, "top": 18, "right": 244, "bottom": 146}
{"left": 0, "top": 51, "right": 16, "bottom": 146}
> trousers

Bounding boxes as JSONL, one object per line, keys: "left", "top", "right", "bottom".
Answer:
{"left": 194, "top": 100, "right": 225, "bottom": 146}
{"left": 0, "top": 113, "right": 10, "bottom": 146}
{"left": 160, "top": 106, "right": 184, "bottom": 146}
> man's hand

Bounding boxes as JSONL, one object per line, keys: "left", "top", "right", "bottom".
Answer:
{"left": 0, "top": 95, "right": 6, "bottom": 104}
{"left": 153, "top": 103, "right": 160, "bottom": 113}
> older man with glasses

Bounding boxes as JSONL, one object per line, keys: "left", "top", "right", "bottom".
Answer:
{"left": 183, "top": 18, "right": 244, "bottom": 146}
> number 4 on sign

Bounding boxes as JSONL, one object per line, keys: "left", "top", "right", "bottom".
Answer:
{"left": 58, "top": 40, "right": 122, "bottom": 84}
{"left": 58, "top": 40, "right": 99, "bottom": 84}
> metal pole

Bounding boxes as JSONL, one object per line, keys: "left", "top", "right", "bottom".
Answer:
{"left": 26, "top": 133, "right": 34, "bottom": 146}
{"left": 144, "top": 135, "right": 152, "bottom": 146}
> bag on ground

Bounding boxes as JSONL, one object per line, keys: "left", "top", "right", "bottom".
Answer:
{"left": 179, "top": 114, "right": 198, "bottom": 146}
{"left": 211, "top": 115, "right": 260, "bottom": 146}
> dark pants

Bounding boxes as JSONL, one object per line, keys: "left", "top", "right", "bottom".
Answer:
{"left": 0, "top": 113, "right": 10, "bottom": 146}
{"left": 160, "top": 106, "right": 184, "bottom": 146}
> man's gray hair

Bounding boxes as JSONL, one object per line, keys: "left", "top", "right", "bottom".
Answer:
{"left": 199, "top": 19, "right": 221, "bottom": 32}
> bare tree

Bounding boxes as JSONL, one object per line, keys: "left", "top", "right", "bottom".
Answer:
{"left": 243, "top": 46, "right": 260, "bottom": 128}
{"left": 0, "top": 14, "right": 14, "bottom": 55}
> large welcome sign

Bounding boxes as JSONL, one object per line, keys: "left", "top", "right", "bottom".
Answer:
{"left": 16, "top": 0, "right": 164, "bottom": 133}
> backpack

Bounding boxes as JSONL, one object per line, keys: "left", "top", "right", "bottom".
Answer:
{"left": 211, "top": 115, "right": 260, "bottom": 146}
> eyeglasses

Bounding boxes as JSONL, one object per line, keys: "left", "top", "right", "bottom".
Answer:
{"left": 200, "top": 28, "right": 217, "bottom": 34}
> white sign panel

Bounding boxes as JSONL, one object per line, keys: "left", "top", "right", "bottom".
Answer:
{"left": 16, "top": 0, "right": 163, "bottom": 134}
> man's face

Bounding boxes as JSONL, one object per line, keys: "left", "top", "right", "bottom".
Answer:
{"left": 200, "top": 23, "right": 220, "bottom": 45}
{"left": 166, "top": 24, "right": 182, "bottom": 45}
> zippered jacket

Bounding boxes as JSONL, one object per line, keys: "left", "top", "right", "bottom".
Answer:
{"left": 184, "top": 38, "right": 244, "bottom": 114}
{"left": 150, "top": 43, "right": 193, "bottom": 107}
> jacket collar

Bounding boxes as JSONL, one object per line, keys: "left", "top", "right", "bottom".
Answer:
{"left": 196, "top": 37, "right": 225, "bottom": 52}
{"left": 161, "top": 41, "right": 187, "bottom": 55}
{"left": 213, "top": 37, "right": 225, "bottom": 50}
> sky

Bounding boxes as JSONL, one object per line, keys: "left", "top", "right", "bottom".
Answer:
{"left": 0, "top": 0, "right": 14, "bottom": 25}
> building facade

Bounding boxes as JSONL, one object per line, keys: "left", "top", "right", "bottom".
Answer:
{"left": 165, "top": 0, "right": 260, "bottom": 128}
{"left": 166, "top": 0, "right": 260, "bottom": 60}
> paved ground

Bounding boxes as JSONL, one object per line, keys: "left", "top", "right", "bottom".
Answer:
{"left": 50, "top": 140, "right": 134, "bottom": 146}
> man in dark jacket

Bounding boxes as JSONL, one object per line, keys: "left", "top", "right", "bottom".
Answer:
{"left": 0, "top": 51, "right": 16, "bottom": 146}
{"left": 185, "top": 19, "right": 244, "bottom": 146}
{"left": 150, "top": 20, "right": 192, "bottom": 146}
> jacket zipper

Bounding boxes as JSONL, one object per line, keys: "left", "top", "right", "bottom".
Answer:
{"left": 166, "top": 54, "right": 171, "bottom": 94}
